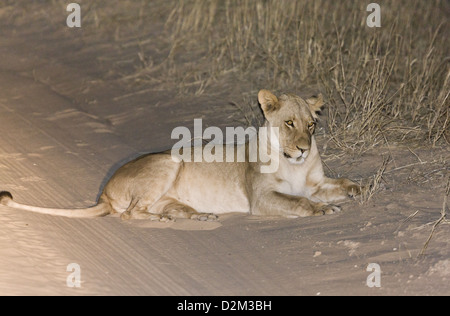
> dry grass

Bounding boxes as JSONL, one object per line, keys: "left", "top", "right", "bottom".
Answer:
{"left": 3, "top": 0, "right": 447, "bottom": 151}
{"left": 420, "top": 177, "right": 449, "bottom": 257}
{"left": 151, "top": 0, "right": 449, "bottom": 151}
{"left": 359, "top": 155, "right": 390, "bottom": 203}
{"left": 1, "top": 0, "right": 447, "bottom": 156}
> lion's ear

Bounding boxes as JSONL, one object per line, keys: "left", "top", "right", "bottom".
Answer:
{"left": 306, "top": 94, "right": 325, "bottom": 118}
{"left": 258, "top": 90, "right": 280, "bottom": 115}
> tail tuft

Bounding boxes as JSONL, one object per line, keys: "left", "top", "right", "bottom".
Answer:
{"left": 0, "top": 191, "right": 13, "bottom": 205}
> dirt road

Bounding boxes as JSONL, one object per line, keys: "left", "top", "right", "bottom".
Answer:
{"left": 0, "top": 3, "right": 448, "bottom": 296}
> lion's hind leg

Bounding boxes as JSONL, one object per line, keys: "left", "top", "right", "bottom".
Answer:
{"left": 120, "top": 198, "right": 218, "bottom": 222}
{"left": 120, "top": 199, "right": 172, "bottom": 222}
{"left": 161, "top": 199, "right": 218, "bottom": 222}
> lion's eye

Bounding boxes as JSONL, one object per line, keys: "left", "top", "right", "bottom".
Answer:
{"left": 308, "top": 121, "right": 315, "bottom": 128}
{"left": 285, "top": 120, "right": 294, "bottom": 127}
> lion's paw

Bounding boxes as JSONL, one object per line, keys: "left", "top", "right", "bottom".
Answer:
{"left": 313, "top": 204, "right": 341, "bottom": 216}
{"left": 190, "top": 213, "right": 219, "bottom": 222}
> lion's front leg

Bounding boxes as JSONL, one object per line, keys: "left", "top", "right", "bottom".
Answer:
{"left": 251, "top": 191, "right": 341, "bottom": 217}
{"left": 311, "top": 178, "right": 361, "bottom": 203}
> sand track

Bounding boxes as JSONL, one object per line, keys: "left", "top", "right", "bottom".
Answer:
{"left": 0, "top": 8, "right": 448, "bottom": 295}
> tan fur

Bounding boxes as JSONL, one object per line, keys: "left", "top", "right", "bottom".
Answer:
{"left": 0, "top": 90, "right": 360, "bottom": 220}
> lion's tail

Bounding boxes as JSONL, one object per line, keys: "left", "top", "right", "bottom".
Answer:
{"left": 0, "top": 191, "right": 111, "bottom": 218}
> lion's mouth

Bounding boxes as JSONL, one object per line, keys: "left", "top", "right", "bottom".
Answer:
{"left": 283, "top": 152, "right": 307, "bottom": 164}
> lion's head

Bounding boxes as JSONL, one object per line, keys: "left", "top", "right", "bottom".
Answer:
{"left": 258, "top": 89, "right": 324, "bottom": 165}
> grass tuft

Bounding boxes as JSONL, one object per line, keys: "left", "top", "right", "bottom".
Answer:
{"left": 156, "top": 0, "right": 449, "bottom": 151}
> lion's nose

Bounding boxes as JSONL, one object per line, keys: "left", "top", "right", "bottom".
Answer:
{"left": 296, "top": 145, "right": 309, "bottom": 153}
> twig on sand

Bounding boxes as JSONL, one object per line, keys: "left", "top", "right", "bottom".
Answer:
{"left": 384, "top": 160, "right": 431, "bottom": 175}
{"left": 419, "top": 177, "right": 449, "bottom": 257}
{"left": 359, "top": 155, "right": 390, "bottom": 203}
{"left": 395, "top": 210, "right": 420, "bottom": 234}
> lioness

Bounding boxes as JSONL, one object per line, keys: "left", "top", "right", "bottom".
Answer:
{"left": 0, "top": 90, "right": 360, "bottom": 220}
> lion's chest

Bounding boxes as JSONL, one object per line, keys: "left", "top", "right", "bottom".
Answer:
{"left": 277, "top": 173, "right": 308, "bottom": 197}
{"left": 275, "top": 159, "right": 316, "bottom": 198}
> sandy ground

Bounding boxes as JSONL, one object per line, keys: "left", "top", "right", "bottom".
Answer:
{"left": 0, "top": 3, "right": 449, "bottom": 296}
